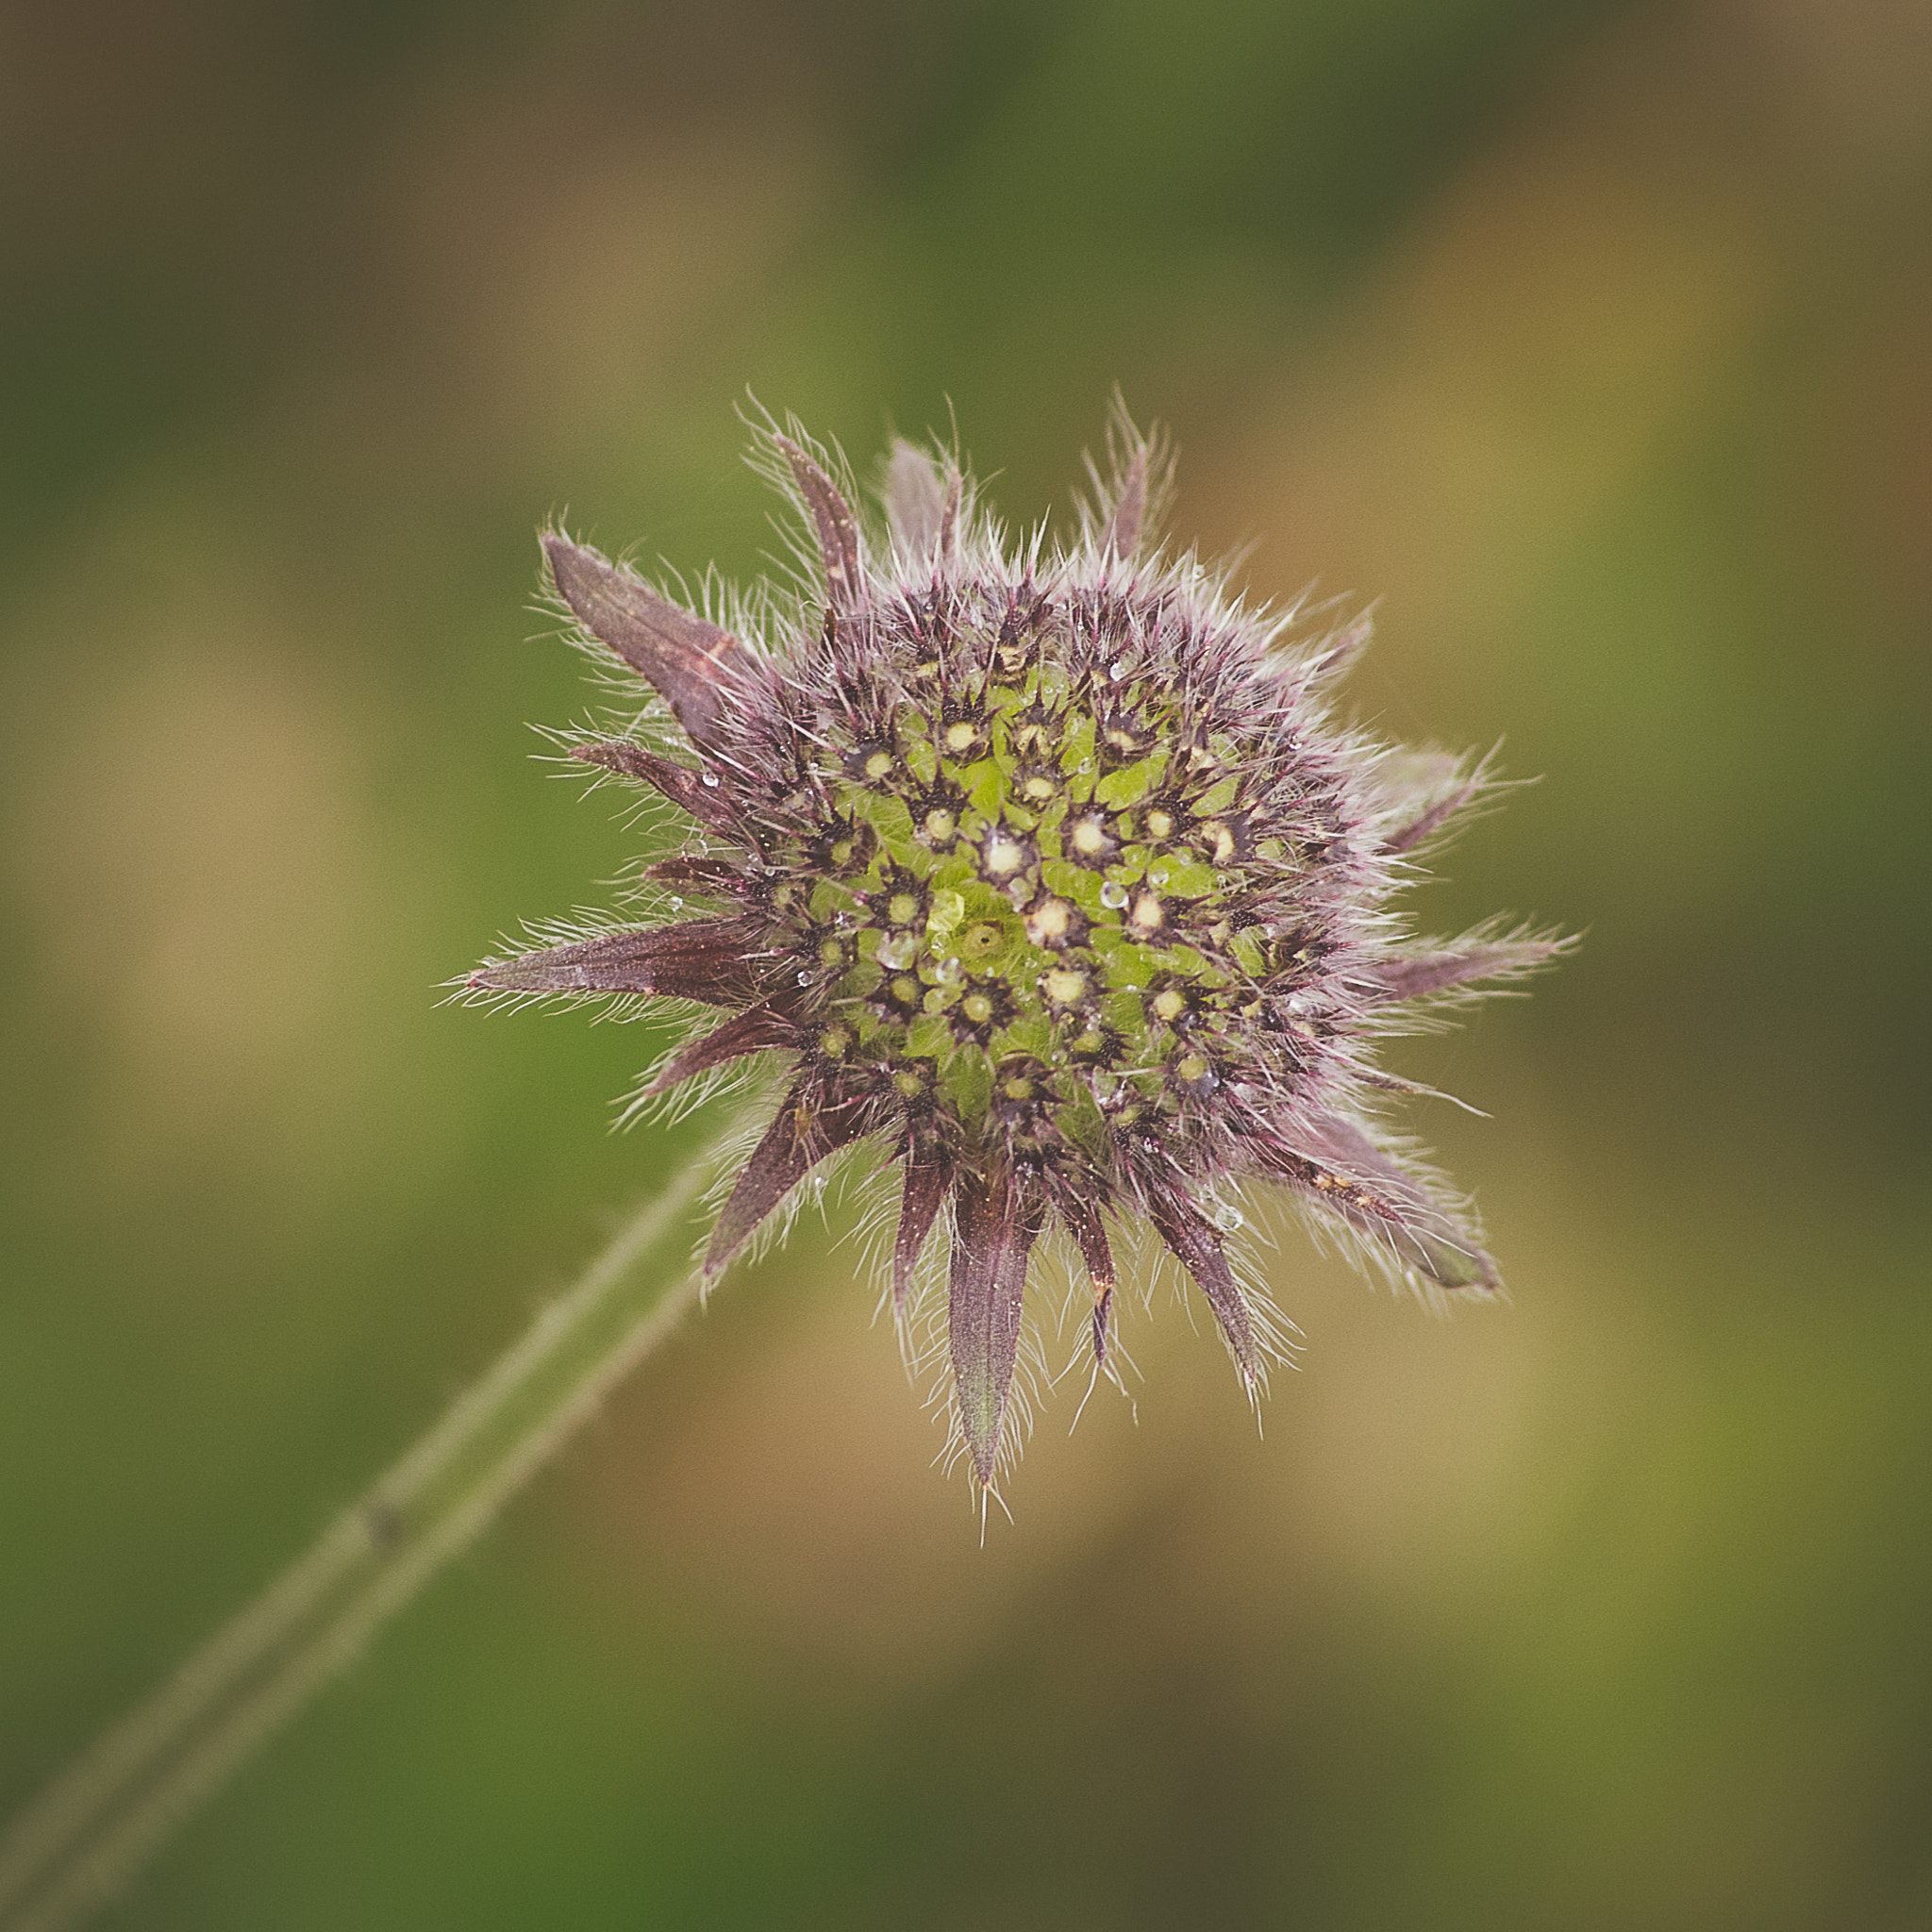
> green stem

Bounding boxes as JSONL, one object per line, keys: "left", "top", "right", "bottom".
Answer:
{"left": 0, "top": 1136, "right": 728, "bottom": 1932}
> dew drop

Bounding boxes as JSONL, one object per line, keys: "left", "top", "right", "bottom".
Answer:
{"left": 667, "top": 895, "right": 683, "bottom": 909}
{"left": 1108, "top": 660, "right": 1126, "bottom": 682}
{"left": 1149, "top": 865, "right": 1170, "bottom": 887}
{"left": 700, "top": 771, "right": 721, "bottom": 788}
{"left": 1213, "top": 1202, "right": 1246, "bottom": 1233}
{"left": 796, "top": 970, "right": 812, "bottom": 986}
{"left": 1099, "top": 880, "right": 1128, "bottom": 910}
{"left": 877, "top": 933, "right": 917, "bottom": 969}
{"left": 936, "top": 955, "right": 963, "bottom": 984}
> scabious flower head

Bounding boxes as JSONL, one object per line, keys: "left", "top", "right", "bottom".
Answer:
{"left": 469, "top": 407, "right": 1562, "bottom": 1488}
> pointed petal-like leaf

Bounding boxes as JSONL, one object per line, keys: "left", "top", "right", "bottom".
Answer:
{"left": 643, "top": 1002, "right": 796, "bottom": 1097}
{"left": 542, "top": 533, "right": 756, "bottom": 749}
{"left": 1099, "top": 441, "right": 1148, "bottom": 558}
{"left": 1144, "top": 1187, "right": 1257, "bottom": 1384}
{"left": 949, "top": 1165, "right": 1044, "bottom": 1483}
{"left": 1061, "top": 1195, "right": 1117, "bottom": 1365}
{"left": 936, "top": 471, "right": 960, "bottom": 568}
{"left": 570, "top": 741, "right": 744, "bottom": 833}
{"left": 642, "top": 854, "right": 752, "bottom": 895}
{"left": 891, "top": 1146, "right": 949, "bottom": 1321}
{"left": 774, "top": 435, "right": 863, "bottom": 610}
{"left": 1090, "top": 1285, "right": 1115, "bottom": 1369}
{"left": 1367, "top": 938, "right": 1564, "bottom": 1004}
{"left": 707, "top": 1096, "right": 810, "bottom": 1275}
{"left": 1271, "top": 1111, "right": 1498, "bottom": 1291}
{"left": 885, "top": 441, "right": 946, "bottom": 564}
{"left": 707, "top": 1085, "right": 877, "bottom": 1276}
{"left": 1086, "top": 398, "right": 1172, "bottom": 559}
{"left": 1383, "top": 770, "right": 1484, "bottom": 855}
{"left": 470, "top": 918, "right": 765, "bottom": 1006}
{"left": 1061, "top": 1194, "right": 1115, "bottom": 1295}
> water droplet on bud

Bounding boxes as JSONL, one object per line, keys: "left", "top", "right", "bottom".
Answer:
{"left": 1108, "top": 660, "right": 1125, "bottom": 682}
{"left": 699, "top": 771, "right": 721, "bottom": 788}
{"left": 1100, "top": 880, "right": 1128, "bottom": 909}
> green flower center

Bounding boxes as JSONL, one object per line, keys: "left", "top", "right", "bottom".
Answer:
{"left": 773, "top": 641, "right": 1293, "bottom": 1158}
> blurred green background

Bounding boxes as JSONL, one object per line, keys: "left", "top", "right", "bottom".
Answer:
{"left": 3, "top": 0, "right": 1928, "bottom": 1925}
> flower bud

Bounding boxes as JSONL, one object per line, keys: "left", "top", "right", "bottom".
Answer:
{"left": 469, "top": 406, "right": 1565, "bottom": 1488}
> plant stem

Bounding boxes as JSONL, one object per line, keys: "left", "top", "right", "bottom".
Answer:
{"left": 0, "top": 1137, "right": 726, "bottom": 1932}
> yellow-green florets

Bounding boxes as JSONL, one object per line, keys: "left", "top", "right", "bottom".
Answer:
{"left": 769, "top": 621, "right": 1282, "bottom": 1169}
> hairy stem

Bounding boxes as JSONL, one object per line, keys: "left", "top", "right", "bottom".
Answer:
{"left": 0, "top": 1137, "right": 728, "bottom": 1932}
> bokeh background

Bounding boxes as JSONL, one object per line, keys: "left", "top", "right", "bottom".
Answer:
{"left": 3, "top": 0, "right": 1928, "bottom": 1925}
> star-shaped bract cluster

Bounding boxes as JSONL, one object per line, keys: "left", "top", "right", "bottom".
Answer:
{"left": 471, "top": 417, "right": 1560, "bottom": 1484}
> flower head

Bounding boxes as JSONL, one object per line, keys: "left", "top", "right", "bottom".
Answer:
{"left": 469, "top": 407, "right": 1563, "bottom": 1487}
